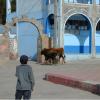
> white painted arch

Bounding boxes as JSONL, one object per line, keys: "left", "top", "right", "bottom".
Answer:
{"left": 63, "top": 8, "right": 92, "bottom": 29}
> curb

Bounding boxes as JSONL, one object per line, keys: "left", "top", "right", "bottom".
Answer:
{"left": 44, "top": 73, "right": 100, "bottom": 94}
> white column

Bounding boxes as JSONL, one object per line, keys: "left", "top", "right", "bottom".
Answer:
{"left": 16, "top": 0, "right": 18, "bottom": 16}
{"left": 6, "top": 0, "right": 11, "bottom": 17}
{"left": 58, "top": 0, "right": 63, "bottom": 48}
{"left": 48, "top": 0, "right": 51, "bottom": 14}
{"left": 54, "top": 0, "right": 58, "bottom": 48}
{"left": 16, "top": 0, "right": 18, "bottom": 42}
{"left": 16, "top": 0, "right": 19, "bottom": 56}
{"left": 91, "top": 22, "right": 96, "bottom": 58}
{"left": 91, "top": 0, "right": 96, "bottom": 58}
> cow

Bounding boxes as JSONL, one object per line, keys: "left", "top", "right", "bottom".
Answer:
{"left": 41, "top": 48, "right": 58, "bottom": 64}
{"left": 51, "top": 48, "right": 65, "bottom": 64}
{"left": 41, "top": 48, "right": 65, "bottom": 64}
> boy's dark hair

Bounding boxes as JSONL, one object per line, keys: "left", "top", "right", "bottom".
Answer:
{"left": 20, "top": 55, "right": 28, "bottom": 64}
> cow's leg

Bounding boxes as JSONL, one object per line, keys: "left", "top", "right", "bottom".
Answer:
{"left": 48, "top": 58, "right": 52, "bottom": 64}
{"left": 59, "top": 54, "right": 65, "bottom": 64}
{"left": 41, "top": 55, "right": 45, "bottom": 64}
{"left": 63, "top": 54, "right": 66, "bottom": 63}
{"left": 55, "top": 55, "right": 59, "bottom": 64}
{"left": 45, "top": 57, "right": 49, "bottom": 64}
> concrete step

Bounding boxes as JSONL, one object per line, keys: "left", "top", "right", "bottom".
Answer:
{"left": 44, "top": 73, "right": 100, "bottom": 95}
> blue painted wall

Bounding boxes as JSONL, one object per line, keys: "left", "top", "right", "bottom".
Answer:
{"left": 18, "top": 22, "right": 39, "bottom": 60}
{"left": 96, "top": 31, "right": 100, "bottom": 53}
{"left": 17, "top": 0, "right": 43, "bottom": 19}
{"left": 64, "top": 30, "right": 91, "bottom": 54}
{"left": 64, "top": 0, "right": 100, "bottom": 4}
{"left": 64, "top": 0, "right": 92, "bottom": 4}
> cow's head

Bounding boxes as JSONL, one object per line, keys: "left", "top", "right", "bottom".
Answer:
{"left": 41, "top": 48, "right": 47, "bottom": 55}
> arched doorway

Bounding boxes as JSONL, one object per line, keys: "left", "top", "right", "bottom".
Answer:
{"left": 64, "top": 14, "right": 91, "bottom": 60}
{"left": 6, "top": 17, "right": 43, "bottom": 60}
{"left": 18, "top": 22, "right": 39, "bottom": 60}
{"left": 5, "top": 16, "right": 43, "bottom": 60}
{"left": 45, "top": 14, "right": 54, "bottom": 37}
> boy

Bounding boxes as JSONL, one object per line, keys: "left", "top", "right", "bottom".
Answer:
{"left": 15, "top": 55, "right": 35, "bottom": 100}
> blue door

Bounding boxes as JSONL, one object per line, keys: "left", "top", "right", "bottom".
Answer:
{"left": 18, "top": 22, "right": 39, "bottom": 60}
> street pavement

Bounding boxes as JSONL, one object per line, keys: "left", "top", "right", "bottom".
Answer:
{"left": 0, "top": 58, "right": 100, "bottom": 99}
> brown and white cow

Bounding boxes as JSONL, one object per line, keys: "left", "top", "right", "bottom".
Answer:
{"left": 51, "top": 48, "right": 65, "bottom": 64}
{"left": 41, "top": 48, "right": 65, "bottom": 64}
{"left": 41, "top": 48, "right": 58, "bottom": 64}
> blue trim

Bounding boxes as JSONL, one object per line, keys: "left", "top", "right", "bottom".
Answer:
{"left": 96, "top": 46, "right": 100, "bottom": 53}
{"left": 64, "top": 46, "right": 91, "bottom": 53}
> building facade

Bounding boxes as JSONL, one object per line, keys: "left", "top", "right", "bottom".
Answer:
{"left": 5, "top": 0, "right": 100, "bottom": 61}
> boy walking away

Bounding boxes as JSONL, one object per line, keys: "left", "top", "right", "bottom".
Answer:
{"left": 15, "top": 55, "right": 35, "bottom": 100}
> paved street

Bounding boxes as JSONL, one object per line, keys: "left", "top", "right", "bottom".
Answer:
{"left": 0, "top": 58, "right": 100, "bottom": 99}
